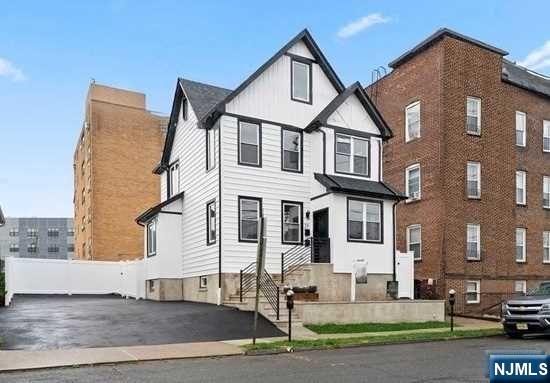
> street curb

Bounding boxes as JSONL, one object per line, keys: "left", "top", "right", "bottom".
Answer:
{"left": 244, "top": 333, "right": 505, "bottom": 356}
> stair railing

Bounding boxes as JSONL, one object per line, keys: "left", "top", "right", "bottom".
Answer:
{"left": 239, "top": 262, "right": 280, "bottom": 320}
{"left": 281, "top": 239, "right": 312, "bottom": 284}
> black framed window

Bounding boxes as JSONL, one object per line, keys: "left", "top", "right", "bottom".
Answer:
{"left": 9, "top": 243, "right": 19, "bottom": 252}
{"left": 206, "top": 200, "right": 216, "bottom": 245}
{"left": 48, "top": 228, "right": 59, "bottom": 237}
{"left": 182, "top": 99, "right": 188, "bottom": 121}
{"left": 238, "top": 121, "right": 261, "bottom": 166}
{"left": 27, "top": 228, "right": 38, "bottom": 238}
{"left": 206, "top": 128, "right": 216, "bottom": 171}
{"left": 147, "top": 220, "right": 157, "bottom": 257}
{"left": 67, "top": 244, "right": 75, "bottom": 253}
{"left": 335, "top": 134, "right": 369, "bottom": 177}
{"left": 291, "top": 59, "right": 311, "bottom": 103}
{"left": 282, "top": 129, "right": 302, "bottom": 172}
{"left": 28, "top": 243, "right": 38, "bottom": 253}
{"left": 238, "top": 196, "right": 262, "bottom": 242}
{"left": 347, "top": 198, "right": 383, "bottom": 243}
{"left": 48, "top": 245, "right": 59, "bottom": 253}
{"left": 282, "top": 201, "right": 302, "bottom": 244}
{"left": 9, "top": 228, "right": 18, "bottom": 237}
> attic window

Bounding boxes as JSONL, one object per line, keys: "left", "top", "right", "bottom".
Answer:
{"left": 182, "top": 99, "right": 188, "bottom": 121}
{"left": 291, "top": 59, "right": 311, "bottom": 104}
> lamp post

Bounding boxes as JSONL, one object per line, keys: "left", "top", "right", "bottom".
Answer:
{"left": 286, "top": 288, "right": 294, "bottom": 342}
{"left": 448, "top": 289, "right": 456, "bottom": 332}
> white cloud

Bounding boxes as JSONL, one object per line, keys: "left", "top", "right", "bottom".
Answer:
{"left": 0, "top": 57, "right": 26, "bottom": 82}
{"left": 518, "top": 41, "right": 550, "bottom": 71}
{"left": 337, "top": 13, "right": 391, "bottom": 39}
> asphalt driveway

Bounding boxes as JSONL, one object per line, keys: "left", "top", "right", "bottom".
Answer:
{"left": 0, "top": 295, "right": 284, "bottom": 350}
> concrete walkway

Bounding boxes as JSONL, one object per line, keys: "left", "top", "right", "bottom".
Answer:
{"left": 0, "top": 341, "right": 243, "bottom": 372}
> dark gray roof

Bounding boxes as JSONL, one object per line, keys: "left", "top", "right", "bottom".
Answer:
{"left": 136, "top": 191, "right": 184, "bottom": 224}
{"left": 389, "top": 28, "right": 508, "bottom": 69}
{"left": 179, "top": 78, "right": 232, "bottom": 121}
{"left": 502, "top": 60, "right": 550, "bottom": 98}
{"left": 306, "top": 82, "right": 393, "bottom": 139}
{"left": 314, "top": 173, "right": 407, "bottom": 200}
{"left": 0, "top": 205, "right": 4, "bottom": 226}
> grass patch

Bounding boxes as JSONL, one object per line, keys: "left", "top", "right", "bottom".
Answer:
{"left": 245, "top": 328, "right": 503, "bottom": 352}
{"left": 305, "top": 321, "right": 453, "bottom": 334}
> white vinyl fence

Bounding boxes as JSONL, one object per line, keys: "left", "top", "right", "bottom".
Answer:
{"left": 396, "top": 251, "right": 414, "bottom": 299}
{"left": 4, "top": 257, "right": 146, "bottom": 306}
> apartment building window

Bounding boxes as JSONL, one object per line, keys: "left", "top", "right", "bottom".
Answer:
{"left": 67, "top": 228, "right": 74, "bottom": 236}
{"left": 543, "top": 176, "right": 550, "bottom": 209}
{"left": 466, "top": 162, "right": 481, "bottom": 198}
{"left": 544, "top": 120, "right": 550, "bottom": 152}
{"left": 9, "top": 228, "right": 18, "bottom": 237}
{"left": 514, "top": 280, "right": 527, "bottom": 294}
{"left": 516, "top": 228, "right": 526, "bottom": 263}
{"left": 206, "top": 128, "right": 216, "bottom": 171}
{"left": 335, "top": 134, "right": 369, "bottom": 176}
{"left": 466, "top": 97, "right": 481, "bottom": 135}
{"left": 544, "top": 231, "right": 550, "bottom": 264}
{"left": 28, "top": 243, "right": 38, "bottom": 253}
{"left": 168, "top": 161, "right": 180, "bottom": 198}
{"left": 347, "top": 198, "right": 382, "bottom": 243}
{"left": 48, "top": 228, "right": 59, "bottom": 237}
{"left": 81, "top": 188, "right": 85, "bottom": 205}
{"left": 406, "top": 225, "right": 421, "bottom": 260}
{"left": 405, "top": 101, "right": 421, "bottom": 142}
{"left": 206, "top": 200, "right": 216, "bottom": 245}
{"left": 239, "top": 196, "right": 262, "bottom": 242}
{"left": 516, "top": 171, "right": 527, "bottom": 205}
{"left": 27, "top": 228, "right": 37, "bottom": 238}
{"left": 48, "top": 245, "right": 59, "bottom": 253}
{"left": 282, "top": 201, "right": 302, "bottom": 244}
{"left": 466, "top": 280, "right": 480, "bottom": 304}
{"left": 516, "top": 111, "right": 526, "bottom": 147}
{"left": 238, "top": 121, "right": 261, "bottom": 167}
{"left": 282, "top": 129, "right": 302, "bottom": 172}
{"left": 9, "top": 243, "right": 19, "bottom": 252}
{"left": 291, "top": 58, "right": 311, "bottom": 103}
{"left": 67, "top": 244, "right": 75, "bottom": 253}
{"left": 81, "top": 216, "right": 85, "bottom": 231}
{"left": 147, "top": 220, "right": 157, "bottom": 257}
{"left": 405, "top": 164, "right": 421, "bottom": 201}
{"left": 466, "top": 224, "right": 481, "bottom": 260}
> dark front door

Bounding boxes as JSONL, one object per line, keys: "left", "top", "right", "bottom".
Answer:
{"left": 312, "top": 208, "right": 330, "bottom": 263}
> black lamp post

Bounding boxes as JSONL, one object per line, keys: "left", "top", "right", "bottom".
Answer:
{"left": 448, "top": 289, "right": 456, "bottom": 332}
{"left": 286, "top": 288, "right": 294, "bottom": 342}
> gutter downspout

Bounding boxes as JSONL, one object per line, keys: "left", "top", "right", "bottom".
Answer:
{"left": 392, "top": 200, "right": 400, "bottom": 283}
{"left": 217, "top": 123, "right": 223, "bottom": 305}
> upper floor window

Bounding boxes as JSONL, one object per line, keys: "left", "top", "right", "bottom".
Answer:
{"left": 544, "top": 121, "right": 550, "bottom": 152}
{"left": 48, "top": 228, "right": 59, "bottom": 237}
{"left": 405, "top": 101, "right": 421, "bottom": 142}
{"left": 544, "top": 231, "right": 550, "bottom": 264}
{"left": 282, "top": 201, "right": 302, "bottom": 244}
{"left": 282, "top": 129, "right": 302, "bottom": 172}
{"left": 466, "top": 224, "right": 481, "bottom": 260}
{"left": 516, "top": 111, "right": 526, "bottom": 147}
{"left": 9, "top": 228, "right": 18, "bottom": 237}
{"left": 28, "top": 243, "right": 38, "bottom": 253}
{"left": 238, "top": 121, "right": 261, "bottom": 167}
{"left": 406, "top": 225, "right": 421, "bottom": 260}
{"left": 181, "top": 99, "right": 188, "bottom": 121}
{"left": 516, "top": 228, "right": 526, "bottom": 263}
{"left": 335, "top": 134, "right": 369, "bottom": 176}
{"left": 206, "top": 128, "right": 216, "bottom": 171}
{"left": 405, "top": 164, "right": 421, "bottom": 201}
{"left": 147, "top": 220, "right": 157, "bottom": 257}
{"left": 239, "top": 197, "right": 262, "bottom": 242}
{"left": 516, "top": 170, "right": 527, "bottom": 205}
{"left": 206, "top": 200, "right": 216, "bottom": 245}
{"left": 27, "top": 228, "right": 38, "bottom": 238}
{"left": 67, "top": 228, "right": 74, "bottom": 236}
{"left": 67, "top": 244, "right": 75, "bottom": 253}
{"left": 347, "top": 198, "right": 382, "bottom": 243}
{"left": 544, "top": 176, "right": 550, "bottom": 209}
{"left": 48, "top": 245, "right": 59, "bottom": 253}
{"left": 9, "top": 243, "right": 19, "bottom": 252}
{"left": 291, "top": 59, "right": 311, "bottom": 103}
{"left": 466, "top": 97, "right": 481, "bottom": 135}
{"left": 168, "top": 161, "right": 180, "bottom": 198}
{"left": 466, "top": 162, "right": 481, "bottom": 199}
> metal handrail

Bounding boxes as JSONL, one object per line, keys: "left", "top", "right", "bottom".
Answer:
{"left": 239, "top": 262, "right": 280, "bottom": 320}
{"left": 281, "top": 240, "right": 311, "bottom": 284}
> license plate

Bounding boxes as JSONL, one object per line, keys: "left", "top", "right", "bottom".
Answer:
{"left": 516, "top": 323, "right": 528, "bottom": 330}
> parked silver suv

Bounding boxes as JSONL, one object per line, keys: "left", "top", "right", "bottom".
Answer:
{"left": 502, "top": 282, "right": 550, "bottom": 338}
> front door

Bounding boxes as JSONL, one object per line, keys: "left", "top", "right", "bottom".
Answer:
{"left": 312, "top": 208, "right": 330, "bottom": 263}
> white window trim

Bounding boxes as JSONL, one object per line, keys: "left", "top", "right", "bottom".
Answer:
{"left": 291, "top": 59, "right": 311, "bottom": 103}
{"left": 544, "top": 120, "right": 550, "bottom": 153}
{"left": 405, "top": 101, "right": 421, "bottom": 142}
{"left": 406, "top": 224, "right": 422, "bottom": 260}
{"left": 516, "top": 170, "right": 527, "bottom": 205}
{"left": 147, "top": 220, "right": 157, "bottom": 257}
{"left": 543, "top": 176, "right": 550, "bottom": 209}
{"left": 543, "top": 231, "right": 550, "bottom": 264}
{"left": 199, "top": 275, "right": 208, "bottom": 289}
{"left": 516, "top": 111, "right": 526, "bottom": 147}
{"left": 466, "top": 161, "right": 481, "bottom": 199}
{"left": 282, "top": 201, "right": 302, "bottom": 244}
{"left": 466, "top": 224, "right": 481, "bottom": 260}
{"left": 466, "top": 280, "right": 480, "bottom": 304}
{"left": 169, "top": 161, "right": 180, "bottom": 198}
{"left": 405, "top": 163, "right": 421, "bottom": 201}
{"left": 466, "top": 97, "right": 481, "bottom": 135}
{"left": 515, "top": 280, "right": 527, "bottom": 294}
{"left": 516, "top": 228, "right": 527, "bottom": 263}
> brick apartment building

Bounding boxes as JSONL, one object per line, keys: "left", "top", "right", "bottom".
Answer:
{"left": 74, "top": 82, "right": 167, "bottom": 261}
{"left": 371, "top": 29, "right": 550, "bottom": 312}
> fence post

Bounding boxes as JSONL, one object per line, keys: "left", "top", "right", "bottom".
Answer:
{"left": 276, "top": 286, "right": 280, "bottom": 320}
{"left": 281, "top": 252, "right": 284, "bottom": 284}
{"left": 239, "top": 270, "right": 243, "bottom": 302}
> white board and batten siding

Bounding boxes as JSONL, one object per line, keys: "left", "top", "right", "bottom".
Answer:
{"left": 167, "top": 102, "right": 219, "bottom": 279}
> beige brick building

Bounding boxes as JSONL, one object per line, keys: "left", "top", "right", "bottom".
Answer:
{"left": 74, "top": 82, "right": 167, "bottom": 261}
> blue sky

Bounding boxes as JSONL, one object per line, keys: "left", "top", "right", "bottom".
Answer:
{"left": 1, "top": 1, "right": 550, "bottom": 217}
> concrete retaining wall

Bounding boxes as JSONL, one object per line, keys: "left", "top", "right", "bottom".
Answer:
{"left": 295, "top": 300, "right": 446, "bottom": 324}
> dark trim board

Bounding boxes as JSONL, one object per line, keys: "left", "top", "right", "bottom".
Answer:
{"left": 328, "top": 125, "right": 382, "bottom": 140}
{"left": 281, "top": 200, "right": 304, "bottom": 245}
{"left": 281, "top": 127, "right": 304, "bottom": 173}
{"left": 237, "top": 196, "right": 263, "bottom": 243}
{"left": 224, "top": 113, "right": 302, "bottom": 131}
{"left": 346, "top": 197, "right": 384, "bottom": 244}
{"left": 237, "top": 118, "right": 263, "bottom": 168}
{"left": 136, "top": 191, "right": 184, "bottom": 224}
{"left": 284, "top": 52, "right": 317, "bottom": 64}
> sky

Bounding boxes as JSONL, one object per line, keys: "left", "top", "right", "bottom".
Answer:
{"left": 1, "top": 1, "right": 550, "bottom": 217}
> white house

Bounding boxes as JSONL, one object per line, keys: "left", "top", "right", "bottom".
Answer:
{"left": 136, "top": 29, "right": 407, "bottom": 306}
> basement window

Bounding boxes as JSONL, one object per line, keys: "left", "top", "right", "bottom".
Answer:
{"left": 466, "top": 280, "right": 480, "bottom": 304}
{"left": 199, "top": 276, "right": 208, "bottom": 289}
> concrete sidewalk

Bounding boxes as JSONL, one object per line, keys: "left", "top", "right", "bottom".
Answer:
{"left": 0, "top": 341, "right": 243, "bottom": 372}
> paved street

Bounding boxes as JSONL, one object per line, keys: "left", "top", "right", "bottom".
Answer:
{"left": 3, "top": 336, "right": 550, "bottom": 382}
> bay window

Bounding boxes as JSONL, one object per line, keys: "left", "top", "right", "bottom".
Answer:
{"left": 347, "top": 198, "right": 383, "bottom": 243}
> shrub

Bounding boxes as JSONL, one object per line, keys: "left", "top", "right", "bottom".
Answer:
{"left": 0, "top": 272, "right": 5, "bottom": 295}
